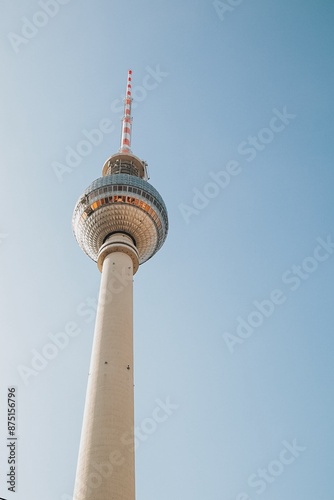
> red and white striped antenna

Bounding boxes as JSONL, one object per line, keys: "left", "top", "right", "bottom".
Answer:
{"left": 119, "top": 69, "right": 133, "bottom": 153}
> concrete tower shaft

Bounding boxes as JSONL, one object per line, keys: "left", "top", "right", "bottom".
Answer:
{"left": 73, "top": 234, "right": 137, "bottom": 500}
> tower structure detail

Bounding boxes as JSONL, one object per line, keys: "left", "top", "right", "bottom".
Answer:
{"left": 72, "top": 70, "right": 168, "bottom": 500}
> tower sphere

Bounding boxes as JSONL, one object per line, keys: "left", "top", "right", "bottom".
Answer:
{"left": 72, "top": 154, "right": 168, "bottom": 267}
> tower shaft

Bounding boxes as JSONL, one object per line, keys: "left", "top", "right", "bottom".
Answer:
{"left": 73, "top": 234, "right": 137, "bottom": 500}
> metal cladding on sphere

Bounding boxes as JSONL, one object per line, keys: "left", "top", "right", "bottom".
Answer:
{"left": 72, "top": 172, "right": 168, "bottom": 266}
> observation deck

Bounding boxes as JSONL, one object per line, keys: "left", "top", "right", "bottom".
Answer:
{"left": 72, "top": 171, "right": 168, "bottom": 265}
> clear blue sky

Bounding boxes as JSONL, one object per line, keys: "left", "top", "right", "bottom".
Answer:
{"left": 0, "top": 1, "right": 333, "bottom": 499}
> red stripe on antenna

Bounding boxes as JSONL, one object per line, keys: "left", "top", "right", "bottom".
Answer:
{"left": 120, "top": 70, "right": 133, "bottom": 153}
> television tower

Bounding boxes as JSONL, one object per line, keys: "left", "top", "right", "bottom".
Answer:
{"left": 72, "top": 70, "right": 168, "bottom": 500}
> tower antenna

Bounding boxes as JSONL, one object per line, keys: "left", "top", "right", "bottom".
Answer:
{"left": 119, "top": 69, "right": 133, "bottom": 153}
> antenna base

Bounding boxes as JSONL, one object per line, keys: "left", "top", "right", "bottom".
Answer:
{"left": 102, "top": 153, "right": 148, "bottom": 180}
